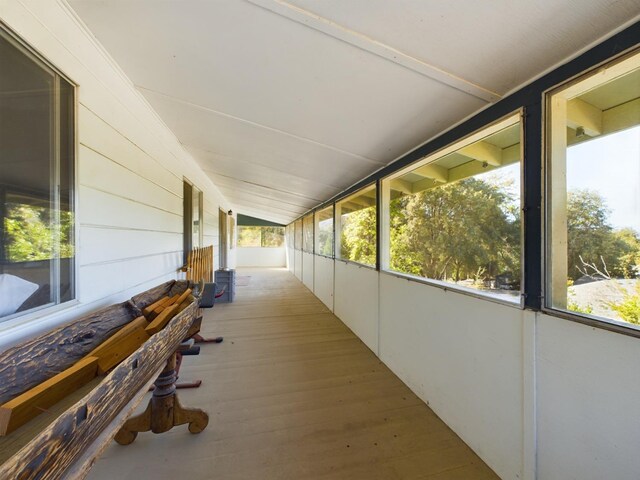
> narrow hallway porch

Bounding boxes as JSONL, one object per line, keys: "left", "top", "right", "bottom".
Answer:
{"left": 88, "top": 268, "right": 498, "bottom": 480}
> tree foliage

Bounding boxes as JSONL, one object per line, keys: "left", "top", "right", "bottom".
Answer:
{"left": 238, "top": 226, "right": 284, "bottom": 247}
{"left": 340, "top": 206, "right": 376, "bottom": 266}
{"left": 4, "top": 204, "right": 73, "bottom": 262}
{"left": 389, "top": 178, "right": 520, "bottom": 284}
{"left": 567, "top": 189, "right": 640, "bottom": 280}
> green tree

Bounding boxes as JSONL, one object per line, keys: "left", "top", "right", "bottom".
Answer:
{"left": 566, "top": 190, "right": 640, "bottom": 280}
{"left": 341, "top": 206, "right": 376, "bottom": 266}
{"left": 4, "top": 203, "right": 73, "bottom": 262}
{"left": 316, "top": 220, "right": 334, "bottom": 256}
{"left": 389, "top": 178, "right": 520, "bottom": 283}
{"left": 261, "top": 227, "right": 284, "bottom": 247}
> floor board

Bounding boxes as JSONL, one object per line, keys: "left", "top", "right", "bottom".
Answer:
{"left": 87, "top": 268, "right": 499, "bottom": 480}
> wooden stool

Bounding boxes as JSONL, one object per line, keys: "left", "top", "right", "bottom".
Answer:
{"left": 114, "top": 352, "right": 209, "bottom": 445}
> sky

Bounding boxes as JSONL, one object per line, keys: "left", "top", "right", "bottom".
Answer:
{"left": 476, "top": 125, "right": 640, "bottom": 232}
{"left": 567, "top": 125, "right": 640, "bottom": 232}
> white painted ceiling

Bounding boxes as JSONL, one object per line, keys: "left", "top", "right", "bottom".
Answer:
{"left": 68, "top": 0, "right": 640, "bottom": 224}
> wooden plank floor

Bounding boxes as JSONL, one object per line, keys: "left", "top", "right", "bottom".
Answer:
{"left": 87, "top": 268, "right": 499, "bottom": 480}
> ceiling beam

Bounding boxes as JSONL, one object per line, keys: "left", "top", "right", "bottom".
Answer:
{"left": 246, "top": 0, "right": 500, "bottom": 103}
{"left": 458, "top": 141, "right": 503, "bottom": 166}
{"left": 390, "top": 178, "right": 413, "bottom": 195}
{"left": 603, "top": 98, "right": 640, "bottom": 135}
{"left": 567, "top": 98, "right": 603, "bottom": 137}
{"left": 413, "top": 164, "right": 449, "bottom": 183}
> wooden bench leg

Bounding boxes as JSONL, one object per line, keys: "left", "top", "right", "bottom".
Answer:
{"left": 173, "top": 396, "right": 209, "bottom": 433}
{"left": 114, "top": 353, "right": 209, "bottom": 445}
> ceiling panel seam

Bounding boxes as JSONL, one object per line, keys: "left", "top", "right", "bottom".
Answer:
{"left": 137, "top": 86, "right": 387, "bottom": 166}
{"left": 189, "top": 145, "right": 357, "bottom": 191}
{"left": 211, "top": 173, "right": 325, "bottom": 202}
{"left": 58, "top": 0, "right": 233, "bottom": 206}
{"left": 214, "top": 187, "right": 315, "bottom": 211}
{"left": 229, "top": 199, "right": 306, "bottom": 217}
{"left": 214, "top": 184, "right": 317, "bottom": 209}
{"left": 245, "top": 0, "right": 501, "bottom": 103}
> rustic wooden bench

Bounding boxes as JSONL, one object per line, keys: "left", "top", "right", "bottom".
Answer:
{"left": 0, "top": 280, "right": 209, "bottom": 479}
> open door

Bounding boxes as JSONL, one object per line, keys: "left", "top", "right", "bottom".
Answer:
{"left": 219, "top": 208, "right": 228, "bottom": 269}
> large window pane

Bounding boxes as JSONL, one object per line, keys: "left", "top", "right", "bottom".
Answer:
{"left": 547, "top": 50, "right": 640, "bottom": 327}
{"left": 238, "top": 226, "right": 261, "bottom": 247}
{"left": 0, "top": 29, "right": 75, "bottom": 320}
{"left": 302, "top": 214, "right": 313, "bottom": 253}
{"left": 336, "top": 185, "right": 377, "bottom": 267}
{"left": 237, "top": 226, "right": 284, "bottom": 248}
{"left": 315, "top": 206, "right": 334, "bottom": 257}
{"left": 286, "top": 223, "right": 294, "bottom": 248}
{"left": 294, "top": 219, "right": 302, "bottom": 250}
{"left": 383, "top": 114, "right": 522, "bottom": 303}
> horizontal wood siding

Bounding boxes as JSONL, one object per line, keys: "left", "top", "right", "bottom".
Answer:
{"left": 0, "top": 0, "right": 232, "bottom": 350}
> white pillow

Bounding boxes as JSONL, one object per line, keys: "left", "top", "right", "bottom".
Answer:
{"left": 0, "top": 274, "right": 40, "bottom": 317}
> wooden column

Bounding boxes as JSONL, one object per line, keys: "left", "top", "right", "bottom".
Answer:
{"left": 549, "top": 94, "right": 568, "bottom": 308}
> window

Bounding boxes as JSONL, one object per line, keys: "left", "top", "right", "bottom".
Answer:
{"left": 336, "top": 185, "right": 377, "bottom": 267}
{"left": 547, "top": 49, "right": 640, "bottom": 328}
{"left": 183, "top": 181, "right": 203, "bottom": 259}
{"left": 315, "top": 206, "right": 334, "bottom": 257}
{"left": 294, "top": 219, "right": 302, "bottom": 250}
{"left": 0, "top": 28, "right": 75, "bottom": 321}
{"left": 382, "top": 114, "right": 522, "bottom": 303}
{"left": 238, "top": 226, "right": 284, "bottom": 247}
{"left": 286, "top": 223, "right": 294, "bottom": 248}
{"left": 302, "top": 214, "right": 314, "bottom": 253}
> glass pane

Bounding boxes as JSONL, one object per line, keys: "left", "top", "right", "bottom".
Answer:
{"left": 302, "top": 214, "right": 313, "bottom": 253}
{"left": 286, "top": 224, "right": 294, "bottom": 248}
{"left": 0, "top": 33, "right": 58, "bottom": 318}
{"left": 59, "top": 78, "right": 75, "bottom": 303}
{"left": 548, "top": 50, "right": 640, "bottom": 327}
{"left": 315, "top": 206, "right": 334, "bottom": 257}
{"left": 294, "top": 219, "right": 302, "bottom": 250}
{"left": 192, "top": 186, "right": 202, "bottom": 248}
{"left": 238, "top": 226, "right": 261, "bottom": 247}
{"left": 261, "top": 226, "right": 284, "bottom": 248}
{"left": 337, "top": 185, "right": 377, "bottom": 267}
{"left": 386, "top": 115, "right": 522, "bottom": 303}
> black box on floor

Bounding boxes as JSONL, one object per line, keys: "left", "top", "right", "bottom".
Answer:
{"left": 214, "top": 269, "right": 236, "bottom": 303}
{"left": 199, "top": 282, "right": 217, "bottom": 308}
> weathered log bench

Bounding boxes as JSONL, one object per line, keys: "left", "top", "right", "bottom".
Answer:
{"left": 0, "top": 280, "right": 209, "bottom": 480}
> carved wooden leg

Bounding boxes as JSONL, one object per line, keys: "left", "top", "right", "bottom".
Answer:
{"left": 115, "top": 352, "right": 209, "bottom": 445}
{"left": 173, "top": 396, "right": 209, "bottom": 433}
{"left": 114, "top": 401, "right": 151, "bottom": 445}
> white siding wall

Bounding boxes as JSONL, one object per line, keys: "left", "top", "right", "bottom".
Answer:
{"left": 281, "top": 241, "right": 640, "bottom": 480}
{"left": 0, "top": 0, "right": 233, "bottom": 349}
{"left": 236, "top": 247, "right": 286, "bottom": 267}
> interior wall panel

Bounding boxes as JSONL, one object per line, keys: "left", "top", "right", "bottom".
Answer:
{"left": 302, "top": 252, "right": 314, "bottom": 291}
{"left": 334, "top": 261, "right": 379, "bottom": 353}
{"left": 237, "top": 248, "right": 286, "bottom": 267}
{"left": 313, "top": 256, "right": 334, "bottom": 311}
{"left": 378, "top": 273, "right": 524, "bottom": 480}
{"left": 536, "top": 313, "right": 640, "bottom": 480}
{"left": 294, "top": 250, "right": 303, "bottom": 280}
